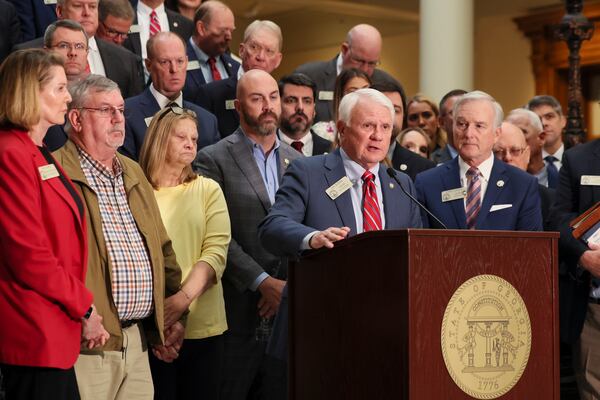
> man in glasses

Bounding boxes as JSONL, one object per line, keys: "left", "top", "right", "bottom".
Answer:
{"left": 192, "top": 19, "right": 283, "bottom": 138}
{"left": 294, "top": 24, "right": 394, "bottom": 123}
{"left": 96, "top": 0, "right": 134, "bottom": 46}
{"left": 183, "top": 0, "right": 239, "bottom": 101}
{"left": 414, "top": 90, "right": 542, "bottom": 231}
{"left": 53, "top": 74, "right": 185, "bottom": 400}
{"left": 122, "top": 31, "right": 220, "bottom": 160}
{"left": 492, "top": 121, "right": 554, "bottom": 230}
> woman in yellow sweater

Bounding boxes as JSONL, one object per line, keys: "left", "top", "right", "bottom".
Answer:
{"left": 139, "top": 106, "right": 231, "bottom": 400}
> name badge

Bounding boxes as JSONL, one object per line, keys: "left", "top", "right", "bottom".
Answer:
{"left": 326, "top": 176, "right": 353, "bottom": 200}
{"left": 44, "top": 0, "right": 57, "bottom": 4}
{"left": 39, "top": 164, "right": 59, "bottom": 180}
{"left": 144, "top": 116, "right": 153, "bottom": 127}
{"left": 581, "top": 175, "right": 600, "bottom": 186}
{"left": 128, "top": 24, "right": 141, "bottom": 34}
{"left": 225, "top": 100, "right": 236, "bottom": 110}
{"left": 441, "top": 187, "right": 467, "bottom": 202}
{"left": 187, "top": 60, "right": 200, "bottom": 71}
{"left": 318, "top": 91, "right": 334, "bottom": 101}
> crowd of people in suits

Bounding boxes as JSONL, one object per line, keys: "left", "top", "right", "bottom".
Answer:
{"left": 0, "top": 0, "right": 599, "bottom": 400}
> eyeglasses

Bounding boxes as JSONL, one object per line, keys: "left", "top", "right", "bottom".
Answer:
{"left": 100, "top": 21, "right": 129, "bottom": 39}
{"left": 52, "top": 41, "right": 88, "bottom": 52}
{"left": 493, "top": 147, "right": 527, "bottom": 158}
{"left": 348, "top": 48, "right": 380, "bottom": 69}
{"left": 78, "top": 106, "right": 127, "bottom": 118}
{"left": 243, "top": 41, "right": 278, "bottom": 58}
{"left": 156, "top": 105, "right": 197, "bottom": 123}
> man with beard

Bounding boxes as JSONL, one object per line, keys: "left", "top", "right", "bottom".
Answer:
{"left": 53, "top": 74, "right": 184, "bottom": 399}
{"left": 278, "top": 73, "right": 332, "bottom": 156}
{"left": 122, "top": 31, "right": 220, "bottom": 161}
{"left": 371, "top": 79, "right": 435, "bottom": 181}
{"left": 194, "top": 69, "right": 301, "bottom": 400}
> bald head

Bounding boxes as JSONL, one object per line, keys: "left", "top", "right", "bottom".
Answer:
{"left": 236, "top": 70, "right": 281, "bottom": 137}
{"left": 193, "top": 0, "right": 235, "bottom": 57}
{"left": 341, "top": 24, "right": 382, "bottom": 76}
{"left": 494, "top": 122, "right": 530, "bottom": 171}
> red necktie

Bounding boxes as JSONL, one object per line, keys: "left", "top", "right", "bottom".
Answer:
{"left": 149, "top": 10, "right": 161, "bottom": 37}
{"left": 465, "top": 167, "right": 481, "bottom": 230}
{"left": 208, "top": 57, "right": 222, "bottom": 81}
{"left": 362, "top": 171, "right": 382, "bottom": 232}
{"left": 291, "top": 141, "right": 304, "bottom": 153}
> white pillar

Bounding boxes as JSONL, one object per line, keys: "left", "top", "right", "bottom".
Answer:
{"left": 419, "top": 0, "right": 474, "bottom": 102}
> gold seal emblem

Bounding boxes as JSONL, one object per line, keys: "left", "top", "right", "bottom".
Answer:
{"left": 441, "top": 274, "right": 531, "bottom": 399}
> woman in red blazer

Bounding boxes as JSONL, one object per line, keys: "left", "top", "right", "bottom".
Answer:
{"left": 0, "top": 50, "right": 108, "bottom": 399}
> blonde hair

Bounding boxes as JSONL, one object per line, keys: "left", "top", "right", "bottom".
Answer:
{"left": 407, "top": 93, "right": 447, "bottom": 151}
{"left": 0, "top": 49, "right": 64, "bottom": 131}
{"left": 139, "top": 107, "right": 198, "bottom": 189}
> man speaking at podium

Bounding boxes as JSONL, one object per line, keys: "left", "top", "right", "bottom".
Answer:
{"left": 259, "top": 88, "right": 422, "bottom": 255}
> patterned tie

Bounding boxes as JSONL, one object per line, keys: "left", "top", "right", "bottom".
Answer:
{"left": 465, "top": 167, "right": 481, "bottom": 230}
{"left": 545, "top": 155, "right": 559, "bottom": 189}
{"left": 207, "top": 57, "right": 222, "bottom": 81}
{"left": 291, "top": 141, "right": 304, "bottom": 153}
{"left": 149, "top": 10, "right": 161, "bottom": 37}
{"left": 362, "top": 171, "right": 382, "bottom": 232}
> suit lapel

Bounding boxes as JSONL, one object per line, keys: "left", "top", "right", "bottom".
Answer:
{"left": 591, "top": 143, "right": 600, "bottom": 200}
{"left": 186, "top": 43, "right": 207, "bottom": 87}
{"left": 441, "top": 158, "right": 467, "bottom": 229}
{"left": 476, "top": 158, "right": 507, "bottom": 228}
{"left": 128, "top": 14, "right": 143, "bottom": 58}
{"left": 324, "top": 150, "right": 357, "bottom": 233}
{"left": 141, "top": 89, "right": 160, "bottom": 117}
{"left": 379, "top": 165, "right": 398, "bottom": 229}
{"left": 228, "top": 130, "right": 273, "bottom": 212}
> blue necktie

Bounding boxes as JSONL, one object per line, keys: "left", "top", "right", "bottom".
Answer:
{"left": 545, "top": 155, "right": 559, "bottom": 189}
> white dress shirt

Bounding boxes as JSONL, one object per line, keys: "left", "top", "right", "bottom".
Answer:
{"left": 542, "top": 143, "right": 564, "bottom": 171}
{"left": 87, "top": 37, "right": 106, "bottom": 76}
{"left": 137, "top": 2, "right": 169, "bottom": 62}
{"left": 150, "top": 84, "right": 182, "bottom": 108}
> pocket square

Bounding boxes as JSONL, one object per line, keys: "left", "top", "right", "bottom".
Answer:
{"left": 490, "top": 204, "right": 512, "bottom": 212}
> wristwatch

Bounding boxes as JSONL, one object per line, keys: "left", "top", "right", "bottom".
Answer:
{"left": 83, "top": 306, "right": 93, "bottom": 320}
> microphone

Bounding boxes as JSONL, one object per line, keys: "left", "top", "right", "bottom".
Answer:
{"left": 386, "top": 167, "right": 448, "bottom": 229}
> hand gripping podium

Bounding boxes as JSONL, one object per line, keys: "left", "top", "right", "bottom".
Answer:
{"left": 288, "top": 229, "right": 559, "bottom": 399}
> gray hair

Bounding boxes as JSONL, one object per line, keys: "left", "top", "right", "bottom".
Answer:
{"left": 338, "top": 88, "right": 394, "bottom": 125}
{"left": 65, "top": 75, "right": 120, "bottom": 133}
{"left": 453, "top": 90, "right": 504, "bottom": 130}
{"left": 44, "top": 19, "right": 88, "bottom": 48}
{"left": 243, "top": 20, "right": 283, "bottom": 51}
{"left": 99, "top": 0, "right": 134, "bottom": 22}
{"left": 506, "top": 108, "right": 543, "bottom": 134}
{"left": 527, "top": 95, "right": 563, "bottom": 116}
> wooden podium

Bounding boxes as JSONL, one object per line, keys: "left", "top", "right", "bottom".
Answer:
{"left": 288, "top": 229, "right": 559, "bottom": 399}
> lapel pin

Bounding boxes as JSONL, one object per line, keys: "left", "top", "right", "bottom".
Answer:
{"left": 174, "top": 22, "right": 179, "bottom": 28}
{"left": 400, "top": 164, "right": 407, "bottom": 171}
{"left": 284, "top": 158, "right": 290, "bottom": 166}
{"left": 497, "top": 180, "right": 504, "bottom": 187}
{"left": 389, "top": 183, "right": 394, "bottom": 189}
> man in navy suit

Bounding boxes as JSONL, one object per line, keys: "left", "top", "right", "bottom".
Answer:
{"left": 7, "top": 0, "right": 56, "bottom": 42}
{"left": 194, "top": 19, "right": 283, "bottom": 138}
{"left": 122, "top": 32, "right": 219, "bottom": 160}
{"left": 183, "top": 0, "right": 239, "bottom": 102}
{"left": 414, "top": 90, "right": 542, "bottom": 231}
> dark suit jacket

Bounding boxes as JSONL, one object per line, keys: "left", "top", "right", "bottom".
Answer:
{"left": 311, "top": 131, "right": 332, "bottom": 155}
{"left": 15, "top": 36, "right": 144, "bottom": 99}
{"left": 294, "top": 55, "right": 395, "bottom": 123}
{"left": 391, "top": 143, "right": 436, "bottom": 181}
{"left": 122, "top": 87, "right": 220, "bottom": 160}
{"left": 194, "top": 75, "right": 239, "bottom": 138}
{"left": 123, "top": 7, "right": 193, "bottom": 58}
{"left": 539, "top": 184, "right": 555, "bottom": 232}
{"left": 430, "top": 144, "right": 455, "bottom": 165}
{"left": 7, "top": 0, "right": 55, "bottom": 42}
{"left": 193, "top": 128, "right": 302, "bottom": 335}
{"left": 44, "top": 125, "right": 68, "bottom": 152}
{"left": 0, "top": 0, "right": 21, "bottom": 64}
{"left": 414, "top": 157, "right": 543, "bottom": 230}
{"left": 183, "top": 40, "right": 240, "bottom": 103}
{"left": 550, "top": 139, "right": 600, "bottom": 343}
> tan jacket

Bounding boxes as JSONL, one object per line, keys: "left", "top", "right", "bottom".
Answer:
{"left": 54, "top": 140, "right": 181, "bottom": 351}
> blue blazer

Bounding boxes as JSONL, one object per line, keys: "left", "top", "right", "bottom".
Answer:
{"left": 259, "top": 149, "right": 423, "bottom": 257}
{"left": 7, "top": 0, "right": 56, "bottom": 42}
{"left": 414, "top": 157, "right": 543, "bottom": 231}
{"left": 183, "top": 43, "right": 240, "bottom": 105}
{"left": 122, "top": 87, "right": 220, "bottom": 161}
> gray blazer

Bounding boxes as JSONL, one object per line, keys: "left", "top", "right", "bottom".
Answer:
{"left": 193, "top": 128, "right": 302, "bottom": 334}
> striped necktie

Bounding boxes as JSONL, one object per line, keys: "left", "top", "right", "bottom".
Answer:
{"left": 362, "top": 171, "right": 382, "bottom": 232}
{"left": 149, "top": 10, "right": 161, "bottom": 37}
{"left": 465, "top": 167, "right": 481, "bottom": 230}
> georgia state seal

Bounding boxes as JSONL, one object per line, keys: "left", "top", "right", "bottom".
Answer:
{"left": 440, "top": 274, "right": 531, "bottom": 399}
